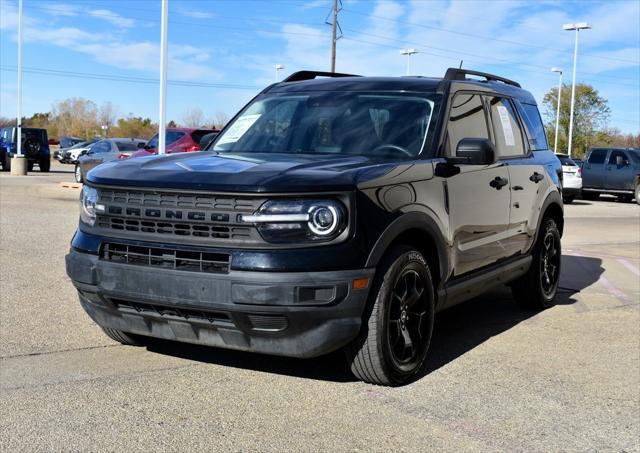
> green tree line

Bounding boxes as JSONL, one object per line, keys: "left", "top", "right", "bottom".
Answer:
{"left": 542, "top": 83, "right": 639, "bottom": 158}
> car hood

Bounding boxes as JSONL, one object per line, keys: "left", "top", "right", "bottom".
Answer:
{"left": 86, "top": 151, "right": 401, "bottom": 192}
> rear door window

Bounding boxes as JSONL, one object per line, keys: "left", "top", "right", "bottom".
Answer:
{"left": 588, "top": 149, "right": 608, "bottom": 164}
{"left": 608, "top": 150, "right": 628, "bottom": 165}
{"left": 486, "top": 96, "right": 526, "bottom": 158}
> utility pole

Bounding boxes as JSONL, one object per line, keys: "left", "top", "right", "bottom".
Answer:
{"left": 331, "top": 0, "right": 338, "bottom": 72}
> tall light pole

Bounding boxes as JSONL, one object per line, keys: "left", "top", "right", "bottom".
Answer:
{"left": 11, "top": 0, "right": 27, "bottom": 175}
{"left": 275, "top": 64, "right": 284, "bottom": 82}
{"left": 158, "top": 0, "right": 169, "bottom": 155}
{"left": 400, "top": 49, "right": 418, "bottom": 76}
{"left": 563, "top": 22, "right": 591, "bottom": 158}
{"left": 551, "top": 67, "right": 563, "bottom": 153}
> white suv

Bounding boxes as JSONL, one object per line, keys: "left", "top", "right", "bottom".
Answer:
{"left": 557, "top": 154, "right": 582, "bottom": 204}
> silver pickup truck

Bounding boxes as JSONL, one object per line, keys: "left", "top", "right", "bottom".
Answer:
{"left": 581, "top": 147, "right": 640, "bottom": 204}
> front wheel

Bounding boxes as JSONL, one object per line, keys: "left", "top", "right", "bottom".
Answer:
{"left": 636, "top": 185, "right": 640, "bottom": 205}
{"left": 345, "top": 245, "right": 435, "bottom": 386}
{"left": 74, "top": 164, "right": 83, "bottom": 183}
{"left": 511, "top": 218, "right": 561, "bottom": 309}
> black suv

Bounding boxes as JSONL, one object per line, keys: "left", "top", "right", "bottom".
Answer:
{"left": 66, "top": 69, "right": 563, "bottom": 385}
{"left": 0, "top": 127, "right": 51, "bottom": 172}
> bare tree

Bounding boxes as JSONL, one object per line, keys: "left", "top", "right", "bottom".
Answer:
{"left": 182, "top": 107, "right": 205, "bottom": 128}
{"left": 211, "top": 110, "right": 230, "bottom": 130}
{"left": 98, "top": 102, "right": 118, "bottom": 137}
{"left": 50, "top": 98, "right": 98, "bottom": 138}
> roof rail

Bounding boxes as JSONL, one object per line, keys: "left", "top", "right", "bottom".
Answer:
{"left": 282, "top": 70, "right": 361, "bottom": 83}
{"left": 443, "top": 68, "right": 521, "bottom": 88}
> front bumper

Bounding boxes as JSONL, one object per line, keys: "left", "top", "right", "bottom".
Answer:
{"left": 66, "top": 248, "right": 374, "bottom": 358}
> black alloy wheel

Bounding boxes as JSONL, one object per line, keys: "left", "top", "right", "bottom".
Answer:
{"left": 387, "top": 269, "right": 429, "bottom": 370}
{"left": 539, "top": 229, "right": 560, "bottom": 298}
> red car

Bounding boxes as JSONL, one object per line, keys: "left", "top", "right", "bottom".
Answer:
{"left": 126, "top": 128, "right": 217, "bottom": 158}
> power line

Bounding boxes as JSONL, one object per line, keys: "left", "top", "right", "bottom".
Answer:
{"left": 341, "top": 8, "right": 640, "bottom": 65}
{"left": 0, "top": 66, "right": 261, "bottom": 90}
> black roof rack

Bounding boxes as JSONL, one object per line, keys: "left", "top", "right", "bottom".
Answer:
{"left": 282, "top": 70, "right": 361, "bottom": 83}
{"left": 444, "top": 68, "right": 521, "bottom": 88}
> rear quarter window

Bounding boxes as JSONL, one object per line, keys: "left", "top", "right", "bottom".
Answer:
{"left": 516, "top": 101, "right": 548, "bottom": 151}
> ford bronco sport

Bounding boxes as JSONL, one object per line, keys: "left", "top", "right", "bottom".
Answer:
{"left": 66, "top": 69, "right": 563, "bottom": 386}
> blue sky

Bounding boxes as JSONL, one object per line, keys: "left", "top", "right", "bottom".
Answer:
{"left": 1, "top": 0, "right": 638, "bottom": 133}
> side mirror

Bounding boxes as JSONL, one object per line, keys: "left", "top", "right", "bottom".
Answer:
{"left": 448, "top": 138, "right": 495, "bottom": 165}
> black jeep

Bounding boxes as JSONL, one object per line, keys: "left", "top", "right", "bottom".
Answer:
{"left": 0, "top": 127, "right": 51, "bottom": 172}
{"left": 66, "top": 69, "right": 563, "bottom": 385}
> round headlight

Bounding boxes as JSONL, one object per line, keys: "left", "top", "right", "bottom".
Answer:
{"left": 308, "top": 205, "right": 338, "bottom": 236}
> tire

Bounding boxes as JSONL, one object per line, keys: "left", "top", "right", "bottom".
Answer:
{"left": 563, "top": 196, "right": 574, "bottom": 204}
{"left": 2, "top": 153, "right": 10, "bottom": 172}
{"left": 511, "top": 218, "right": 561, "bottom": 309}
{"left": 74, "top": 164, "right": 83, "bottom": 183}
{"left": 345, "top": 245, "right": 435, "bottom": 386}
{"left": 636, "top": 185, "right": 640, "bottom": 205}
{"left": 582, "top": 191, "right": 598, "bottom": 201}
{"left": 39, "top": 157, "right": 50, "bottom": 172}
{"left": 101, "top": 327, "right": 146, "bottom": 346}
{"left": 27, "top": 160, "right": 34, "bottom": 172}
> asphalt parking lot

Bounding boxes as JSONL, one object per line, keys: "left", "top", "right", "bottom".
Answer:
{"left": 1, "top": 161, "right": 639, "bottom": 452}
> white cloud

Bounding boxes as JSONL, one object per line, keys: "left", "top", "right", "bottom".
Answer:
{"left": 177, "top": 8, "right": 215, "bottom": 20}
{"left": 89, "top": 9, "right": 135, "bottom": 29}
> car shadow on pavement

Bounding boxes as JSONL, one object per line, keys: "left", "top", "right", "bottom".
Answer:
{"left": 146, "top": 254, "right": 604, "bottom": 385}
{"left": 418, "top": 254, "right": 604, "bottom": 380}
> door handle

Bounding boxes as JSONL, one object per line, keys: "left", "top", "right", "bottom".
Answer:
{"left": 530, "top": 172, "right": 544, "bottom": 183}
{"left": 512, "top": 185, "right": 524, "bottom": 191}
{"left": 490, "top": 176, "right": 509, "bottom": 190}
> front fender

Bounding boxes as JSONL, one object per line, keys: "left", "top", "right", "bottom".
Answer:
{"left": 365, "top": 211, "right": 449, "bottom": 285}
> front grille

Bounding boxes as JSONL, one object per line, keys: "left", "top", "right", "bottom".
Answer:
{"left": 112, "top": 299, "right": 232, "bottom": 325}
{"left": 92, "top": 188, "right": 266, "bottom": 246}
{"left": 102, "top": 242, "right": 230, "bottom": 274}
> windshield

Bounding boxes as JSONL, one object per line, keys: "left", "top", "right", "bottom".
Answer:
{"left": 214, "top": 91, "right": 441, "bottom": 158}
{"left": 68, "top": 140, "right": 95, "bottom": 150}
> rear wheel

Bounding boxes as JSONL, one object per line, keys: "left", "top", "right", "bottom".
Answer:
{"left": 101, "top": 327, "right": 147, "bottom": 346}
{"left": 2, "top": 153, "right": 10, "bottom": 172}
{"left": 74, "top": 164, "right": 83, "bottom": 183}
{"left": 345, "top": 245, "right": 435, "bottom": 386}
{"left": 636, "top": 185, "right": 640, "bottom": 205}
{"left": 511, "top": 218, "right": 561, "bottom": 309}
{"left": 38, "top": 157, "right": 50, "bottom": 172}
{"left": 27, "top": 160, "right": 34, "bottom": 172}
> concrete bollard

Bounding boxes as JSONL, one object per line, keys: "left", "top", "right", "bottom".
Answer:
{"left": 10, "top": 155, "right": 28, "bottom": 176}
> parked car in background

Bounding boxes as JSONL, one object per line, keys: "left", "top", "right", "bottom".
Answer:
{"left": 582, "top": 147, "right": 640, "bottom": 204}
{"left": 0, "top": 126, "right": 51, "bottom": 172}
{"left": 556, "top": 153, "right": 582, "bottom": 203}
{"left": 60, "top": 136, "right": 84, "bottom": 149}
{"left": 126, "top": 128, "right": 216, "bottom": 158}
{"left": 57, "top": 139, "right": 98, "bottom": 164}
{"left": 75, "top": 138, "right": 145, "bottom": 183}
